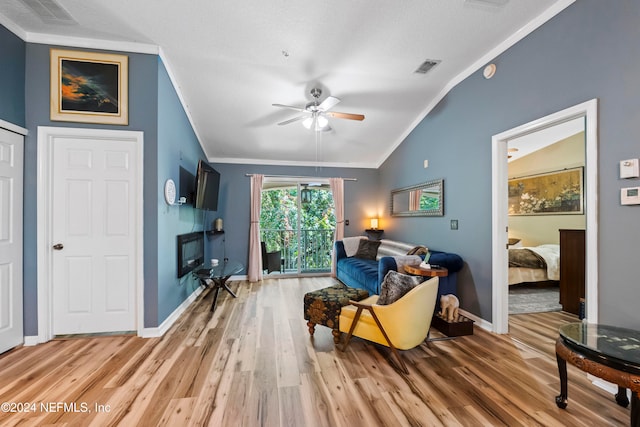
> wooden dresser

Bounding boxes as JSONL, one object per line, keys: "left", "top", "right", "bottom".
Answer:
{"left": 559, "top": 229, "right": 585, "bottom": 315}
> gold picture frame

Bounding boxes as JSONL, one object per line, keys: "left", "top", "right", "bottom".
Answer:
{"left": 50, "top": 49, "right": 128, "bottom": 125}
{"left": 508, "top": 167, "right": 584, "bottom": 216}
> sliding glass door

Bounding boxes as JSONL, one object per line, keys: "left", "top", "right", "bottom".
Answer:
{"left": 260, "top": 179, "right": 335, "bottom": 275}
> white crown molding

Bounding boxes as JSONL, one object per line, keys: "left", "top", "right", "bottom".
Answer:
{"left": 0, "top": 12, "right": 158, "bottom": 54}
{"left": 209, "top": 156, "right": 378, "bottom": 169}
{"left": 0, "top": 12, "right": 27, "bottom": 40}
{"left": 25, "top": 32, "right": 158, "bottom": 54}
{"left": 375, "top": 0, "right": 576, "bottom": 168}
{"left": 158, "top": 47, "right": 209, "bottom": 158}
{"left": 0, "top": 118, "right": 28, "bottom": 136}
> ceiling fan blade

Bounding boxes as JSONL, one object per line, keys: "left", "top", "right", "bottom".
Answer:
{"left": 317, "top": 96, "right": 340, "bottom": 112}
{"left": 326, "top": 111, "right": 365, "bottom": 121}
{"left": 277, "top": 115, "right": 308, "bottom": 126}
{"left": 272, "top": 103, "right": 307, "bottom": 112}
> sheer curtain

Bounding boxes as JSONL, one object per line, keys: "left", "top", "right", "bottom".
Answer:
{"left": 329, "top": 177, "right": 344, "bottom": 276}
{"left": 248, "top": 174, "right": 264, "bottom": 282}
{"left": 409, "top": 189, "right": 422, "bottom": 211}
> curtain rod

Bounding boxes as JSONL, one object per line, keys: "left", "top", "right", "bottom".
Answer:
{"left": 245, "top": 173, "right": 357, "bottom": 181}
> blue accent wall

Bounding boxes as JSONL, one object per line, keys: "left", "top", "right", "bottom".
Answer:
{"left": 23, "top": 43, "right": 159, "bottom": 334}
{"left": 156, "top": 58, "right": 207, "bottom": 325}
{"left": 0, "top": 24, "right": 25, "bottom": 126}
{"left": 379, "top": 0, "right": 640, "bottom": 328}
{"left": 209, "top": 163, "right": 381, "bottom": 267}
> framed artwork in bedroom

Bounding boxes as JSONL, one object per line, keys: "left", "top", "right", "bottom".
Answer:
{"left": 508, "top": 167, "right": 584, "bottom": 216}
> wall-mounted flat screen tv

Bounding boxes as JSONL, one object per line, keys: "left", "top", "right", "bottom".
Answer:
{"left": 179, "top": 166, "right": 195, "bottom": 204}
{"left": 194, "top": 159, "right": 220, "bottom": 211}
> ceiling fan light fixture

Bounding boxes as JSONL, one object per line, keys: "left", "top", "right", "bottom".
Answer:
{"left": 302, "top": 114, "right": 330, "bottom": 131}
{"left": 274, "top": 87, "right": 361, "bottom": 134}
{"left": 317, "top": 115, "right": 328, "bottom": 129}
{"left": 302, "top": 117, "right": 314, "bottom": 129}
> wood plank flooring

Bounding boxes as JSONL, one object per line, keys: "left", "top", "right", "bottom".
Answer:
{"left": 0, "top": 277, "right": 629, "bottom": 426}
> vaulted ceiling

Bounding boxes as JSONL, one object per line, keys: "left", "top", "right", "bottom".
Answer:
{"left": 0, "top": 0, "right": 573, "bottom": 167}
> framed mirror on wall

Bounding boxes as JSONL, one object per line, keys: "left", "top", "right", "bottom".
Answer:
{"left": 391, "top": 179, "right": 444, "bottom": 217}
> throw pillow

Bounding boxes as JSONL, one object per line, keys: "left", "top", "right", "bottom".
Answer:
{"left": 407, "top": 245, "right": 429, "bottom": 256}
{"left": 377, "top": 270, "right": 424, "bottom": 305}
{"left": 353, "top": 239, "right": 381, "bottom": 260}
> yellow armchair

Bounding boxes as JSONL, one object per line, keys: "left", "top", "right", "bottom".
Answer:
{"left": 339, "top": 276, "right": 439, "bottom": 374}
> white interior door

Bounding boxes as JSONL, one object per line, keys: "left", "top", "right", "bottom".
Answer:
{"left": 51, "top": 134, "right": 138, "bottom": 335}
{"left": 0, "top": 128, "right": 24, "bottom": 353}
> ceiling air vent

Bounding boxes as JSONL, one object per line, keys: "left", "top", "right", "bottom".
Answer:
{"left": 19, "top": 0, "right": 76, "bottom": 24}
{"left": 464, "top": 0, "right": 509, "bottom": 10}
{"left": 414, "top": 59, "right": 441, "bottom": 75}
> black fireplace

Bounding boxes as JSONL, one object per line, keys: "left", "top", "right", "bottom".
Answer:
{"left": 177, "top": 232, "right": 204, "bottom": 278}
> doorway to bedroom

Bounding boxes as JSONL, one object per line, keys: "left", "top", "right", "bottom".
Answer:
{"left": 492, "top": 99, "right": 598, "bottom": 335}
{"left": 260, "top": 178, "right": 336, "bottom": 276}
{"left": 506, "top": 117, "right": 586, "bottom": 317}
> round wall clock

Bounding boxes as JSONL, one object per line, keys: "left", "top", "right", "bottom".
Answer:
{"left": 164, "top": 178, "right": 177, "bottom": 205}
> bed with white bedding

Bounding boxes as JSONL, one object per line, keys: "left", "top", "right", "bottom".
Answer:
{"left": 508, "top": 244, "right": 560, "bottom": 285}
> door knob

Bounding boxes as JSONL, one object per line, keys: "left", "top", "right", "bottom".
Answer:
{"left": 52, "top": 243, "right": 64, "bottom": 250}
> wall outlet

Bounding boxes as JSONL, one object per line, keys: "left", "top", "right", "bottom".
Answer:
{"left": 345, "top": 219, "right": 349, "bottom": 226}
{"left": 450, "top": 219, "right": 459, "bottom": 230}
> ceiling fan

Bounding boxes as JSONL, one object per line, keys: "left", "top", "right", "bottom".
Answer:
{"left": 272, "top": 88, "right": 365, "bottom": 132}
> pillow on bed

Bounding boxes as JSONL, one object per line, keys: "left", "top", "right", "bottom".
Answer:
{"left": 353, "top": 239, "right": 381, "bottom": 260}
{"left": 508, "top": 238, "right": 522, "bottom": 248}
{"left": 377, "top": 270, "right": 424, "bottom": 305}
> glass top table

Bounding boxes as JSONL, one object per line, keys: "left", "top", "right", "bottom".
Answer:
{"left": 208, "top": 260, "right": 244, "bottom": 279}
{"left": 194, "top": 260, "right": 244, "bottom": 312}
{"left": 559, "top": 322, "right": 640, "bottom": 373}
{"left": 556, "top": 322, "right": 640, "bottom": 425}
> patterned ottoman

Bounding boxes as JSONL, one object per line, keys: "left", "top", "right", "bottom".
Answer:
{"left": 304, "top": 283, "right": 369, "bottom": 344}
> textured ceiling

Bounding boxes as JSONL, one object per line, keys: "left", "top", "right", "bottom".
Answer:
{"left": 0, "top": 0, "right": 574, "bottom": 167}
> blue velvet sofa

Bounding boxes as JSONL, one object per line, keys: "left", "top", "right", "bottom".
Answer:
{"left": 335, "top": 237, "right": 463, "bottom": 300}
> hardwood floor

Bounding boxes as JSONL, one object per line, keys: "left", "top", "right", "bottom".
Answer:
{"left": 0, "top": 277, "right": 629, "bottom": 426}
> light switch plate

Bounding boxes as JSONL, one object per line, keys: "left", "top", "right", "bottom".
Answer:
{"left": 450, "top": 219, "right": 459, "bottom": 230}
{"left": 620, "top": 158, "right": 639, "bottom": 179}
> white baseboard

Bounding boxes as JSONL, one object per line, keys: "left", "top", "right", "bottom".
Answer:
{"left": 140, "top": 286, "right": 203, "bottom": 338}
{"left": 23, "top": 336, "right": 40, "bottom": 346}
{"left": 459, "top": 309, "right": 493, "bottom": 332}
{"left": 588, "top": 375, "right": 620, "bottom": 396}
{"left": 22, "top": 286, "right": 204, "bottom": 344}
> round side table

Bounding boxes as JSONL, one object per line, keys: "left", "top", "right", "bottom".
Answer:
{"left": 404, "top": 264, "right": 448, "bottom": 278}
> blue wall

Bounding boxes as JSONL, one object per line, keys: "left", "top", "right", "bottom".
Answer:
{"left": 23, "top": 43, "right": 160, "bottom": 334}
{"left": 0, "top": 24, "right": 25, "bottom": 126}
{"left": 156, "top": 58, "right": 207, "bottom": 324}
{"left": 210, "top": 163, "right": 381, "bottom": 267}
{"left": 380, "top": 0, "right": 640, "bottom": 328}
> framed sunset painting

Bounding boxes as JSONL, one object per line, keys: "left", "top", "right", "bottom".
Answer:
{"left": 50, "top": 49, "right": 128, "bottom": 125}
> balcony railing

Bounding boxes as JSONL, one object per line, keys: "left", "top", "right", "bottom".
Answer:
{"left": 261, "top": 228, "right": 335, "bottom": 273}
